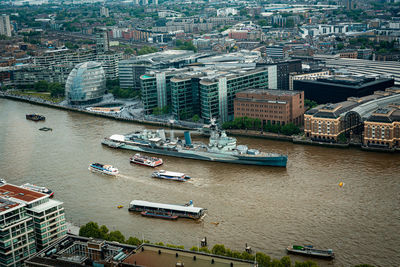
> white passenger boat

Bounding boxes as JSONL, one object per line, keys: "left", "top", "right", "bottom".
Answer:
{"left": 151, "top": 170, "right": 190, "bottom": 182}
{"left": 89, "top": 163, "right": 119, "bottom": 176}
{"left": 130, "top": 153, "right": 163, "bottom": 167}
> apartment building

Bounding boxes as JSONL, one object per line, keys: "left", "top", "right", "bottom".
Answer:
{"left": 0, "top": 15, "right": 12, "bottom": 37}
{"left": 0, "top": 198, "right": 35, "bottom": 267}
{"left": 0, "top": 183, "right": 67, "bottom": 257}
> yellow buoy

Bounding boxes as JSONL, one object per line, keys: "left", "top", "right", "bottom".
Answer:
{"left": 117, "top": 205, "right": 123, "bottom": 209}
{"left": 339, "top": 182, "right": 343, "bottom": 187}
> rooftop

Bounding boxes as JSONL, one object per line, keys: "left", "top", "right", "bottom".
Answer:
{"left": 0, "top": 197, "right": 22, "bottom": 214}
{"left": 237, "top": 89, "right": 302, "bottom": 96}
{"left": 29, "top": 198, "right": 63, "bottom": 213}
{"left": 0, "top": 184, "right": 47, "bottom": 203}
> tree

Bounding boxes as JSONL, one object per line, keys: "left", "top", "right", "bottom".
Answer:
{"left": 34, "top": 81, "right": 49, "bottom": 92}
{"left": 79, "top": 221, "right": 101, "bottom": 238}
{"left": 48, "top": 83, "right": 64, "bottom": 97}
{"left": 212, "top": 244, "right": 226, "bottom": 256}
{"left": 99, "top": 225, "right": 109, "bottom": 240}
{"left": 137, "top": 46, "right": 158, "bottom": 56}
{"left": 280, "top": 256, "right": 291, "bottom": 267}
{"left": 126, "top": 236, "right": 142, "bottom": 246}
{"left": 256, "top": 252, "right": 271, "bottom": 267}
{"left": 192, "top": 114, "right": 200, "bottom": 122}
{"left": 254, "top": 118, "right": 262, "bottom": 130}
{"left": 108, "top": 230, "right": 125, "bottom": 243}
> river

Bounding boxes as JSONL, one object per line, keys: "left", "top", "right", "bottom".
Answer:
{"left": 0, "top": 98, "right": 399, "bottom": 267}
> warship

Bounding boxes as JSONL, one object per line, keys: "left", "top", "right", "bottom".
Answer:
{"left": 102, "top": 119, "right": 287, "bottom": 167}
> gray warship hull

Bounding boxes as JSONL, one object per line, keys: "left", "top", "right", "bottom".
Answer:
{"left": 102, "top": 139, "right": 287, "bottom": 167}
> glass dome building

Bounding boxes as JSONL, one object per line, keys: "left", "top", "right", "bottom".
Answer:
{"left": 65, "top": 61, "right": 106, "bottom": 105}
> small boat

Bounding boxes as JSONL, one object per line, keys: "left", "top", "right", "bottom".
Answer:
{"left": 286, "top": 245, "right": 335, "bottom": 259}
{"left": 140, "top": 211, "right": 178, "bottom": 220}
{"left": 21, "top": 183, "right": 54, "bottom": 197}
{"left": 89, "top": 163, "right": 119, "bottom": 176}
{"left": 151, "top": 170, "right": 190, "bottom": 182}
{"left": 26, "top": 114, "right": 45, "bottom": 121}
{"left": 130, "top": 153, "right": 163, "bottom": 167}
{"left": 39, "top": 127, "right": 52, "bottom": 131}
{"left": 0, "top": 179, "right": 6, "bottom": 185}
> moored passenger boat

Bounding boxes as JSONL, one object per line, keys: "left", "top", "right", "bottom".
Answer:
{"left": 130, "top": 153, "right": 163, "bottom": 167}
{"left": 140, "top": 211, "right": 178, "bottom": 220}
{"left": 151, "top": 170, "right": 190, "bottom": 182}
{"left": 129, "top": 200, "right": 205, "bottom": 220}
{"left": 26, "top": 114, "right": 45, "bottom": 121}
{"left": 21, "top": 183, "right": 54, "bottom": 197}
{"left": 89, "top": 163, "right": 119, "bottom": 176}
{"left": 286, "top": 245, "right": 335, "bottom": 259}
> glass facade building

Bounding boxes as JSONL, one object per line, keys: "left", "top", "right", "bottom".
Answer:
{"left": 65, "top": 61, "right": 106, "bottom": 105}
{"left": 140, "top": 66, "right": 277, "bottom": 122}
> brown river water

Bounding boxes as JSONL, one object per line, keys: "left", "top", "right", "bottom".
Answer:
{"left": 0, "top": 99, "right": 399, "bottom": 267}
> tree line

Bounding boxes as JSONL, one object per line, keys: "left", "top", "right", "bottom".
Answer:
{"left": 222, "top": 117, "right": 301, "bottom": 136}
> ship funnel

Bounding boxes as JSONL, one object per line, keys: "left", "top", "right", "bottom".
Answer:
{"left": 158, "top": 129, "right": 166, "bottom": 141}
{"left": 184, "top": 131, "right": 192, "bottom": 146}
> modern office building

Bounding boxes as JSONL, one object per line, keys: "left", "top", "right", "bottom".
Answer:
{"left": 119, "top": 50, "right": 199, "bottom": 90}
{"left": 257, "top": 60, "right": 302, "bottom": 90}
{"left": 0, "top": 14, "right": 12, "bottom": 37}
{"left": 317, "top": 56, "right": 400, "bottom": 85}
{"left": 141, "top": 66, "right": 277, "bottom": 122}
{"left": 171, "top": 72, "right": 203, "bottom": 120}
{"left": 289, "top": 70, "right": 330, "bottom": 90}
{"left": 200, "top": 66, "right": 277, "bottom": 122}
{"left": 65, "top": 61, "right": 106, "bottom": 105}
{"left": 304, "top": 88, "right": 400, "bottom": 143}
{"left": 234, "top": 89, "right": 305, "bottom": 126}
{"left": 0, "top": 182, "right": 67, "bottom": 267}
{"left": 293, "top": 76, "right": 395, "bottom": 104}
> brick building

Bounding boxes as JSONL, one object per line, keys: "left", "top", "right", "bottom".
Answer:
{"left": 363, "top": 105, "right": 400, "bottom": 149}
{"left": 234, "top": 89, "right": 305, "bottom": 126}
{"left": 304, "top": 88, "right": 400, "bottom": 143}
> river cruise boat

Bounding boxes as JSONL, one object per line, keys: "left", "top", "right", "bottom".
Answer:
{"left": 286, "top": 245, "right": 335, "bottom": 259}
{"left": 21, "top": 183, "right": 54, "bottom": 197}
{"left": 151, "top": 170, "right": 190, "bottom": 182}
{"left": 89, "top": 163, "right": 119, "bottom": 176}
{"left": 129, "top": 200, "right": 206, "bottom": 220}
{"left": 26, "top": 114, "right": 45, "bottom": 121}
{"left": 130, "top": 153, "right": 163, "bottom": 167}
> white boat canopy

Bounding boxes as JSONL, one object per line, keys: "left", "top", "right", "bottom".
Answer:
{"left": 109, "top": 134, "right": 125, "bottom": 142}
{"left": 130, "top": 200, "right": 203, "bottom": 213}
